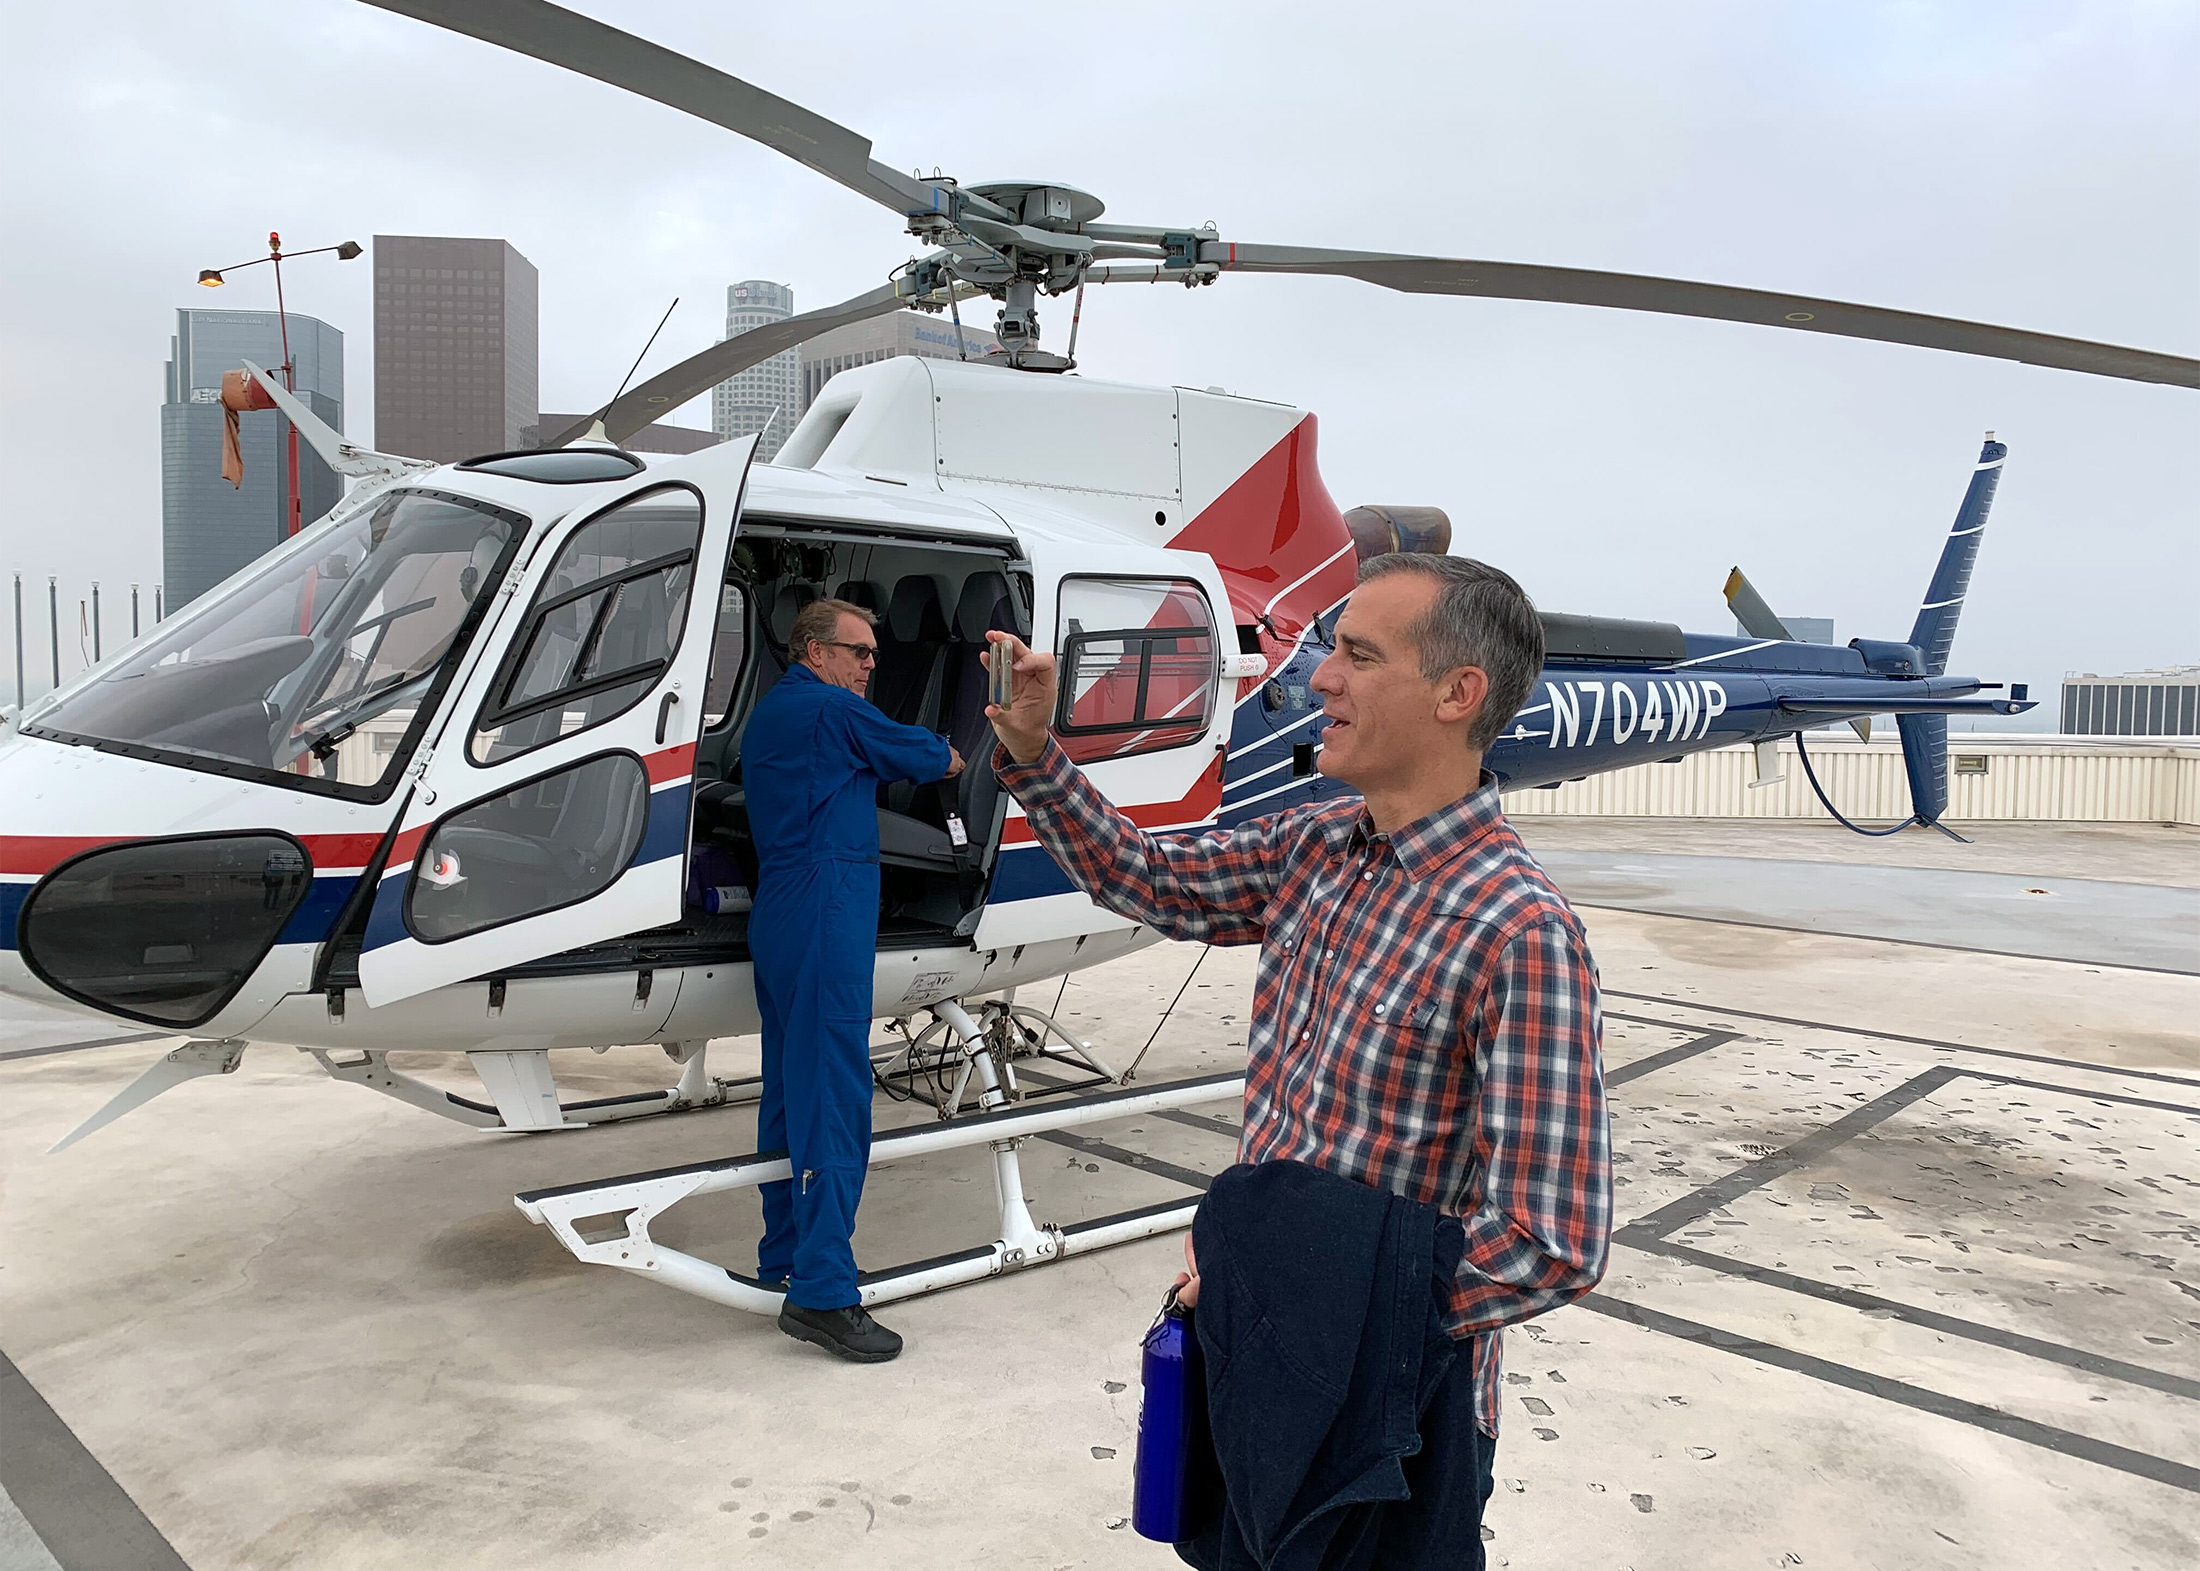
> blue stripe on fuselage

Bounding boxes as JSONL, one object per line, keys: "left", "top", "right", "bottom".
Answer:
{"left": 0, "top": 883, "right": 24, "bottom": 951}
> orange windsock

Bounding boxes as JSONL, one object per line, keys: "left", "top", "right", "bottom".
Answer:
{"left": 218, "top": 368, "right": 279, "bottom": 488}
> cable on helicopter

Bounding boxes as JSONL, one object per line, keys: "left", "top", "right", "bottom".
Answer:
{"left": 1795, "top": 726, "right": 1936, "bottom": 840}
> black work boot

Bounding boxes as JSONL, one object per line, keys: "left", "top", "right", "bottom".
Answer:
{"left": 778, "top": 1300, "right": 904, "bottom": 1363}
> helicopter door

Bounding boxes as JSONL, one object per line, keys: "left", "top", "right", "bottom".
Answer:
{"left": 357, "top": 438, "right": 757, "bottom": 1007}
{"left": 974, "top": 554, "right": 1231, "bottom": 949}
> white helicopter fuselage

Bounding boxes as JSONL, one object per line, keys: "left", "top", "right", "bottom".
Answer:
{"left": 0, "top": 358, "right": 1358, "bottom": 1085}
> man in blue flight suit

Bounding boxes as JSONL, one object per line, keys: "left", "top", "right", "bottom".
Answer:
{"left": 743, "top": 596, "right": 962, "bottom": 1361}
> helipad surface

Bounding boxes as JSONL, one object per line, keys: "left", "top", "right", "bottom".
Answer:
{"left": 3, "top": 817, "right": 2196, "bottom": 1570}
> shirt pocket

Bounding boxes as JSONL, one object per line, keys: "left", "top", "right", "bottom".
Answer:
{"left": 1364, "top": 974, "right": 1458, "bottom": 1048}
{"left": 1357, "top": 914, "right": 1480, "bottom": 1061}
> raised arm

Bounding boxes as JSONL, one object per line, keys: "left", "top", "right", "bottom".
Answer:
{"left": 1447, "top": 917, "right": 1613, "bottom": 1330}
{"left": 986, "top": 633, "right": 1299, "bottom": 945}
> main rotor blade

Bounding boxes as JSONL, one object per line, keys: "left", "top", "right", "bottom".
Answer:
{"left": 547, "top": 281, "right": 913, "bottom": 448}
{"left": 1204, "top": 243, "right": 2200, "bottom": 391}
{"left": 360, "top": 0, "right": 939, "bottom": 219}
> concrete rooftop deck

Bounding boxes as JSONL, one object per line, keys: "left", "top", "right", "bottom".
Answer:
{"left": 3, "top": 818, "right": 2198, "bottom": 1569}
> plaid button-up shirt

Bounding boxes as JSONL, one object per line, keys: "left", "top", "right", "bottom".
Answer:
{"left": 996, "top": 738, "right": 1612, "bottom": 1435}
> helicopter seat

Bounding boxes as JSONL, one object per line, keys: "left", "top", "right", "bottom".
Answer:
{"left": 939, "top": 570, "right": 1017, "bottom": 853}
{"left": 871, "top": 575, "right": 951, "bottom": 728}
{"left": 833, "top": 579, "right": 884, "bottom": 616}
{"left": 872, "top": 576, "right": 953, "bottom": 817}
{"left": 766, "top": 581, "right": 819, "bottom": 653}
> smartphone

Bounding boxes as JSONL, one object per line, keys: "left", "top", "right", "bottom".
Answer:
{"left": 989, "top": 641, "right": 1016, "bottom": 709}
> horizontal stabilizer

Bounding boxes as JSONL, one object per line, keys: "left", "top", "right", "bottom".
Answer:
{"left": 1778, "top": 696, "right": 2035, "bottom": 718}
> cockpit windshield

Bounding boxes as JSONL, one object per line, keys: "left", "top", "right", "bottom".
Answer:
{"left": 26, "top": 489, "right": 526, "bottom": 796}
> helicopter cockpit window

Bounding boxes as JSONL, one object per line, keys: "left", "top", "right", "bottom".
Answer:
{"left": 471, "top": 486, "right": 703, "bottom": 765}
{"left": 22, "top": 490, "right": 525, "bottom": 797}
{"left": 1053, "top": 577, "right": 1219, "bottom": 764}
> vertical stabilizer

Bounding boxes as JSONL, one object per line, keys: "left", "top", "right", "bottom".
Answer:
{"left": 1909, "top": 435, "right": 2005, "bottom": 677}
{"left": 1896, "top": 435, "right": 2003, "bottom": 832}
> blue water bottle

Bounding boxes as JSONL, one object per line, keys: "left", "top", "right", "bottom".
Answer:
{"left": 1132, "top": 1285, "right": 1218, "bottom": 1542}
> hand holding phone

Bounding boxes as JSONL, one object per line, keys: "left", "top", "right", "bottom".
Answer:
{"left": 986, "top": 631, "right": 1057, "bottom": 766}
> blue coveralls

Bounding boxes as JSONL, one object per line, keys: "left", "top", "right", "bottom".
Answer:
{"left": 742, "top": 663, "right": 953, "bottom": 1309}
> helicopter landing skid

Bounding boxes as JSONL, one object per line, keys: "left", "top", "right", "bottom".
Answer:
{"left": 515, "top": 1000, "right": 1242, "bottom": 1316}
{"left": 873, "top": 995, "right": 1119, "bottom": 1118}
{"left": 304, "top": 1041, "right": 763, "bottom": 1132}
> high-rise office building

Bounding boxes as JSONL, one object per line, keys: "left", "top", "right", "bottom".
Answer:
{"left": 711, "top": 281, "right": 800, "bottom": 461}
{"left": 161, "top": 308, "right": 343, "bottom": 612}
{"left": 799, "top": 310, "right": 1001, "bottom": 410}
{"left": 373, "top": 235, "right": 539, "bottom": 461}
{"left": 2062, "top": 666, "right": 2200, "bottom": 736}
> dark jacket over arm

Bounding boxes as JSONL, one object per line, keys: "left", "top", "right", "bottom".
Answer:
{"left": 1181, "top": 1161, "right": 1470, "bottom": 1571}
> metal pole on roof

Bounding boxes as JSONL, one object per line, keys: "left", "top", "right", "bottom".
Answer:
{"left": 47, "top": 576, "right": 59, "bottom": 688}
{"left": 11, "top": 572, "right": 22, "bottom": 707}
{"left": 131, "top": 584, "right": 140, "bottom": 640}
{"left": 91, "top": 582, "right": 101, "bottom": 662}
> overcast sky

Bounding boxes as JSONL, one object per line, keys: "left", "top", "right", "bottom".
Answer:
{"left": 2, "top": 0, "right": 2193, "bottom": 711}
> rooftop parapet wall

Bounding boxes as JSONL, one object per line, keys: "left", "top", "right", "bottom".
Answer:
{"left": 1501, "top": 735, "right": 2200, "bottom": 826}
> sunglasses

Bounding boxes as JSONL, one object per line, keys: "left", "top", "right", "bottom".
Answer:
{"left": 822, "top": 639, "right": 880, "bottom": 664}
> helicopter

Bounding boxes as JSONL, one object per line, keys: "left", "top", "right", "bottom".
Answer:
{"left": 3, "top": 0, "right": 2194, "bottom": 1317}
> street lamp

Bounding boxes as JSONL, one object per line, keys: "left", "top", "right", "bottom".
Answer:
{"left": 196, "top": 233, "right": 362, "bottom": 535}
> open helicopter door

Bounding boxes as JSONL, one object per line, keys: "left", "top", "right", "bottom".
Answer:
{"left": 358, "top": 437, "right": 758, "bottom": 1008}
{"left": 974, "top": 545, "right": 1241, "bottom": 950}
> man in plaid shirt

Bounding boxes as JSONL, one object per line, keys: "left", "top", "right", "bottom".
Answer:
{"left": 987, "top": 553, "right": 1610, "bottom": 1546}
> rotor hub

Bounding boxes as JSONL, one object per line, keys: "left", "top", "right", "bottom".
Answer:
{"left": 965, "top": 181, "right": 1106, "bottom": 229}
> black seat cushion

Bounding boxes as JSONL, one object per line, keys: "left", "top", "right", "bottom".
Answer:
{"left": 834, "top": 579, "right": 883, "bottom": 615}
{"left": 873, "top": 576, "right": 951, "bottom": 728}
{"left": 768, "top": 582, "right": 818, "bottom": 650}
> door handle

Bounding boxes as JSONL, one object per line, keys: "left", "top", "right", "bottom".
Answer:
{"left": 655, "top": 691, "right": 678, "bottom": 745}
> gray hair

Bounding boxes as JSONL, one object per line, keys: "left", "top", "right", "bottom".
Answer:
{"left": 788, "top": 596, "right": 877, "bottom": 663}
{"left": 1356, "top": 553, "right": 1543, "bottom": 752}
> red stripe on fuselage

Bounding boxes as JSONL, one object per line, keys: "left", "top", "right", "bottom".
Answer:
{"left": 0, "top": 836, "right": 118, "bottom": 877}
{"left": 0, "top": 830, "right": 387, "bottom": 877}
{"left": 646, "top": 743, "right": 697, "bottom": 786}
{"left": 999, "top": 757, "right": 1224, "bottom": 847}
{"left": 385, "top": 824, "right": 429, "bottom": 872}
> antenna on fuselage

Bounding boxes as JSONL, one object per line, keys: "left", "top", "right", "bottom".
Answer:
{"left": 573, "top": 297, "right": 680, "bottom": 446}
